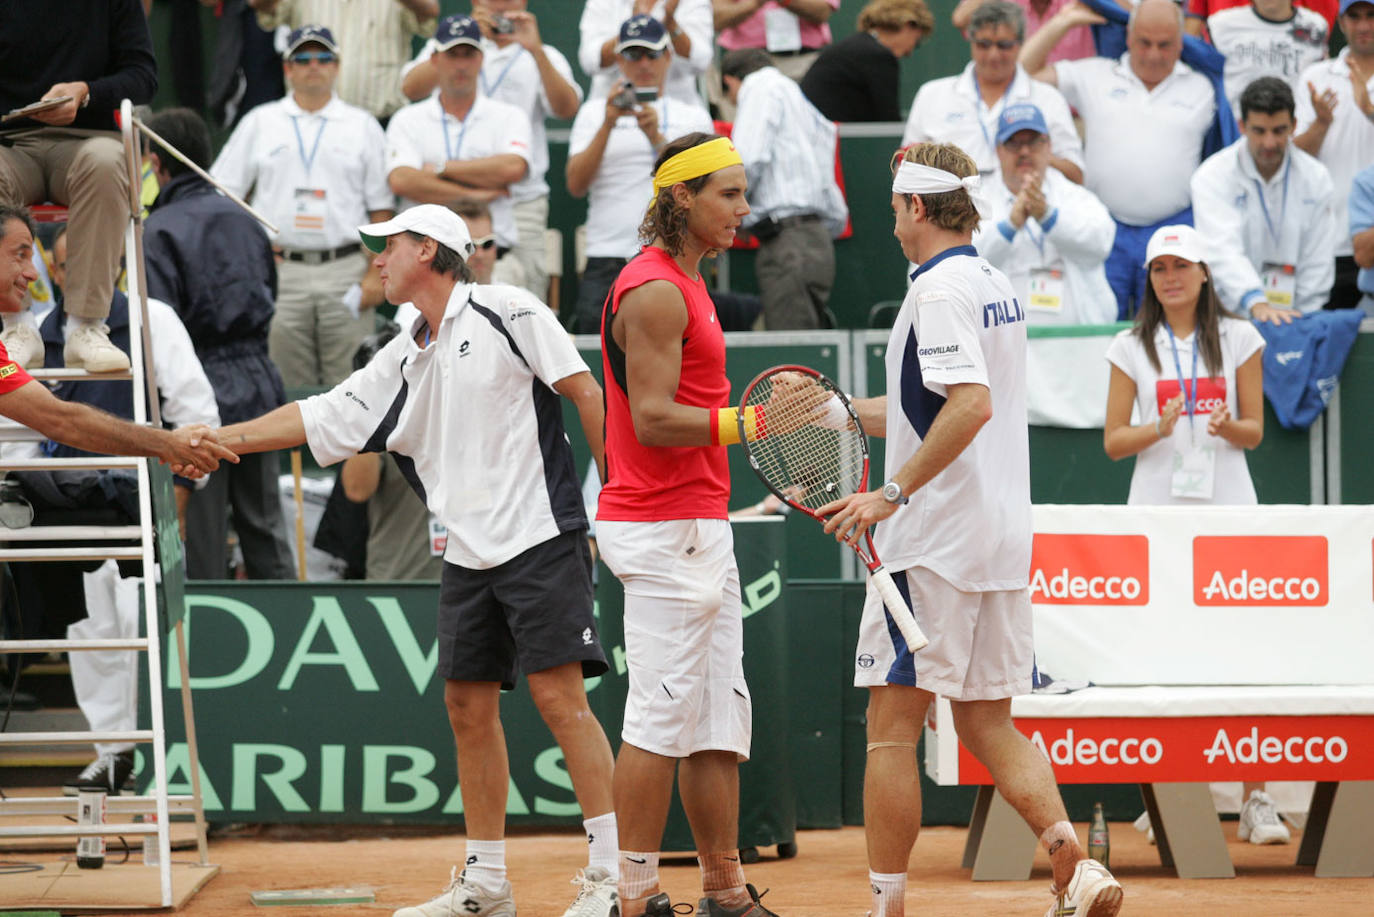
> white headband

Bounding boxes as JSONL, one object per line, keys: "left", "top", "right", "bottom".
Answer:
{"left": 891, "top": 161, "right": 989, "bottom": 217}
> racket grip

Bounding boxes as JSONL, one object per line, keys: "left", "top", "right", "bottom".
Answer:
{"left": 871, "top": 566, "right": 930, "bottom": 653}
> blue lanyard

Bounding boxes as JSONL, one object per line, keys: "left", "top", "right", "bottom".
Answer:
{"left": 439, "top": 98, "right": 470, "bottom": 162}
{"left": 971, "top": 71, "right": 1011, "bottom": 159}
{"left": 480, "top": 47, "right": 524, "bottom": 98}
{"left": 1253, "top": 151, "right": 1291, "bottom": 248}
{"left": 290, "top": 114, "right": 326, "bottom": 178}
{"left": 1167, "top": 329, "right": 1200, "bottom": 433}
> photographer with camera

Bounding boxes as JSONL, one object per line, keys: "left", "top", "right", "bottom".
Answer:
{"left": 566, "top": 14, "right": 713, "bottom": 334}
{"left": 399, "top": 2, "right": 582, "bottom": 301}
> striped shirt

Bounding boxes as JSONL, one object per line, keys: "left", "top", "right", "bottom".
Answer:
{"left": 731, "top": 66, "right": 846, "bottom": 234}
{"left": 256, "top": 0, "right": 437, "bottom": 119}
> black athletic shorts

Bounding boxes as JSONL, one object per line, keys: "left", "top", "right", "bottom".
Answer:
{"left": 436, "top": 529, "right": 608, "bottom": 689}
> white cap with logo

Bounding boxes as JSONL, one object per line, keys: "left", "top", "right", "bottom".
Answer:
{"left": 358, "top": 204, "right": 476, "bottom": 257}
{"left": 1143, "top": 224, "right": 1206, "bottom": 267}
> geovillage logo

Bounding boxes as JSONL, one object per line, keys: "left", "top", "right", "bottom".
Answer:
{"left": 1028, "top": 534, "right": 1149, "bottom": 605}
{"left": 1192, "top": 535, "right": 1328, "bottom": 606}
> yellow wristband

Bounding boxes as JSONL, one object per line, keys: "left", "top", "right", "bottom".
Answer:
{"left": 714, "top": 406, "right": 763, "bottom": 446}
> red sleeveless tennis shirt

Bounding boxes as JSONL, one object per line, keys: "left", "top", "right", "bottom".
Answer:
{"left": 598, "top": 246, "right": 731, "bottom": 522}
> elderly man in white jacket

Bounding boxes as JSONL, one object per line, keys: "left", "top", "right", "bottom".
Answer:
{"left": 1191, "top": 76, "right": 1337, "bottom": 323}
{"left": 973, "top": 103, "right": 1118, "bottom": 326}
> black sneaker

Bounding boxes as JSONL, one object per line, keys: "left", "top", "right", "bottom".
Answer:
{"left": 696, "top": 885, "right": 779, "bottom": 917}
{"left": 63, "top": 750, "right": 135, "bottom": 796}
{"left": 644, "top": 892, "right": 693, "bottom": 916}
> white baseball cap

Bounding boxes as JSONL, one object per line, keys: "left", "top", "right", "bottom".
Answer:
{"left": 358, "top": 205, "right": 475, "bottom": 257}
{"left": 1143, "top": 224, "right": 1206, "bottom": 267}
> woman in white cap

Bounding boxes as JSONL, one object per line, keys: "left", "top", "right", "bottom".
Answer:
{"left": 1104, "top": 224, "right": 1266, "bottom": 505}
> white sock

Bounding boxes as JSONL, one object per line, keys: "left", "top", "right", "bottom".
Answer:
{"left": 584, "top": 812, "right": 619, "bottom": 878}
{"left": 462, "top": 839, "right": 507, "bottom": 894}
{"left": 869, "top": 870, "right": 907, "bottom": 917}
{"left": 619, "top": 850, "right": 660, "bottom": 900}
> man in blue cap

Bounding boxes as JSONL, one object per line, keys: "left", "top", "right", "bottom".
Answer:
{"left": 974, "top": 102, "right": 1118, "bottom": 326}
{"left": 211, "top": 25, "right": 394, "bottom": 389}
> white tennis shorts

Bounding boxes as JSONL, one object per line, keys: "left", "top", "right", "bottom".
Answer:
{"left": 853, "top": 565, "right": 1033, "bottom": 701}
{"left": 597, "top": 518, "right": 752, "bottom": 760}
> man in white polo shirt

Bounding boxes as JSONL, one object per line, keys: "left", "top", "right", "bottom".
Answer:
{"left": 1022, "top": 0, "right": 1217, "bottom": 319}
{"left": 398, "top": 1, "right": 583, "bottom": 301}
{"left": 903, "top": 0, "right": 1083, "bottom": 185}
{"left": 385, "top": 15, "right": 532, "bottom": 286}
{"left": 974, "top": 103, "right": 1118, "bottom": 326}
{"left": 211, "top": 25, "right": 394, "bottom": 389}
{"left": 1294, "top": 0, "right": 1374, "bottom": 310}
{"left": 1193, "top": 76, "right": 1337, "bottom": 320}
{"left": 216, "top": 205, "right": 621, "bottom": 917}
{"left": 566, "top": 14, "right": 714, "bottom": 334}
{"left": 722, "top": 48, "right": 848, "bottom": 330}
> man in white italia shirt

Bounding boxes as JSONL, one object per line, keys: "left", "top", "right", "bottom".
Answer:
{"left": 385, "top": 16, "right": 532, "bottom": 283}
{"left": 1022, "top": 0, "right": 1217, "bottom": 319}
{"left": 1294, "top": 0, "right": 1374, "bottom": 310}
{"left": 579, "top": 0, "right": 715, "bottom": 103}
{"left": 1192, "top": 76, "right": 1337, "bottom": 320}
{"left": 973, "top": 103, "right": 1118, "bottom": 326}
{"left": 902, "top": 1, "right": 1083, "bottom": 185}
{"left": 399, "top": 0, "right": 583, "bottom": 300}
{"left": 212, "top": 25, "right": 394, "bottom": 389}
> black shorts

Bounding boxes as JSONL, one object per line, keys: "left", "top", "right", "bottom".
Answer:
{"left": 437, "top": 529, "right": 608, "bottom": 689}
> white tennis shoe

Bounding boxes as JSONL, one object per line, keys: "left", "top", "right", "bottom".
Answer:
{"left": 560, "top": 866, "right": 618, "bottom": 917}
{"left": 392, "top": 867, "right": 515, "bottom": 917}
{"left": 1043, "top": 858, "right": 1122, "bottom": 917}
{"left": 1238, "top": 790, "right": 1291, "bottom": 845}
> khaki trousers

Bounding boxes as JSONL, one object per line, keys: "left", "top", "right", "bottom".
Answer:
{"left": 270, "top": 254, "right": 375, "bottom": 388}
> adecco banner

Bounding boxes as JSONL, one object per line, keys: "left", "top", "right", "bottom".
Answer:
{"left": 1029, "top": 506, "right": 1374, "bottom": 685}
{"left": 952, "top": 715, "right": 1374, "bottom": 784}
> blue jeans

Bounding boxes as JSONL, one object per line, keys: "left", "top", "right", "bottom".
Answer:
{"left": 1105, "top": 207, "right": 1193, "bottom": 319}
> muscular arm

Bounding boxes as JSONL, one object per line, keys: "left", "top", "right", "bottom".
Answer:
{"left": 849, "top": 394, "right": 887, "bottom": 437}
{"left": 554, "top": 371, "right": 607, "bottom": 482}
{"left": 615, "top": 278, "right": 714, "bottom": 446}
{"left": 218, "top": 402, "right": 308, "bottom": 455}
{"left": 437, "top": 153, "right": 527, "bottom": 189}
{"left": 387, "top": 166, "right": 509, "bottom": 205}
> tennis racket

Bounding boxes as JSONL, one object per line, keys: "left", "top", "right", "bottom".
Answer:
{"left": 737, "top": 365, "right": 930, "bottom": 653}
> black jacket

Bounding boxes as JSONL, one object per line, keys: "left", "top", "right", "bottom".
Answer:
{"left": 143, "top": 172, "right": 285, "bottom": 423}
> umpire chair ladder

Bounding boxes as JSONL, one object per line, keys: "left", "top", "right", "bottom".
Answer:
{"left": 0, "top": 99, "right": 212, "bottom": 907}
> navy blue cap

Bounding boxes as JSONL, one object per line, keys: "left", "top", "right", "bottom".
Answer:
{"left": 434, "top": 15, "right": 483, "bottom": 52}
{"left": 283, "top": 24, "right": 338, "bottom": 59}
{"left": 995, "top": 103, "right": 1049, "bottom": 146}
{"left": 1339, "top": 0, "right": 1373, "bottom": 14}
{"left": 616, "top": 14, "right": 669, "bottom": 54}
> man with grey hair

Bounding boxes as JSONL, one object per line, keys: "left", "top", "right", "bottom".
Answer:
{"left": 721, "top": 47, "right": 848, "bottom": 329}
{"left": 1022, "top": 0, "right": 1217, "bottom": 318}
{"left": 214, "top": 203, "right": 619, "bottom": 917}
{"left": 902, "top": 0, "right": 1083, "bottom": 184}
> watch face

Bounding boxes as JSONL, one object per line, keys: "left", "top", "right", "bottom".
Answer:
{"left": 882, "top": 481, "right": 901, "bottom": 503}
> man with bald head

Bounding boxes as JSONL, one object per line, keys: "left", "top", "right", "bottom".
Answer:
{"left": 1022, "top": 0, "right": 1218, "bottom": 318}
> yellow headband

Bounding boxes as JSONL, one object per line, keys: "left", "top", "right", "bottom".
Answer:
{"left": 650, "top": 136, "right": 742, "bottom": 196}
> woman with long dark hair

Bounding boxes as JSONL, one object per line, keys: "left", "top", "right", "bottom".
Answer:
{"left": 1103, "top": 224, "right": 1266, "bottom": 504}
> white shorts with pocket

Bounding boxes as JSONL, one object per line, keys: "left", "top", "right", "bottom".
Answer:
{"left": 597, "top": 518, "right": 752, "bottom": 759}
{"left": 853, "top": 566, "right": 1033, "bottom": 701}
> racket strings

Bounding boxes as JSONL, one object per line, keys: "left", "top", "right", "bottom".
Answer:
{"left": 743, "top": 377, "right": 866, "bottom": 512}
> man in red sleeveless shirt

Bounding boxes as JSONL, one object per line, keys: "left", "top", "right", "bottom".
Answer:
{"left": 0, "top": 205, "right": 232, "bottom": 476}
{"left": 596, "top": 133, "right": 780, "bottom": 917}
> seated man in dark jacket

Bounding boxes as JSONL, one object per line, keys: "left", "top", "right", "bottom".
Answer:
{"left": 140, "top": 108, "right": 294, "bottom": 580}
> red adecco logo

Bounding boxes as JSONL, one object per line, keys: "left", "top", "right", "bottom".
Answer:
{"left": 1030, "top": 534, "right": 1149, "bottom": 605}
{"left": 1193, "top": 536, "right": 1328, "bottom": 606}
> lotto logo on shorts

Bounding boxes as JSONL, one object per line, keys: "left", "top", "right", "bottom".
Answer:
{"left": 1193, "top": 535, "right": 1327, "bottom": 606}
{"left": 1028, "top": 534, "right": 1148, "bottom": 605}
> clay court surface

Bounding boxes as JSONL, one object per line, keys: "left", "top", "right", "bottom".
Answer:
{"left": 5, "top": 820, "right": 1370, "bottom": 915}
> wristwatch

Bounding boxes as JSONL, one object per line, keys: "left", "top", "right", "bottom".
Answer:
{"left": 881, "top": 480, "right": 909, "bottom": 505}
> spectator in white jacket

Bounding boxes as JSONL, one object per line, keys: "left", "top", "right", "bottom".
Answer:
{"left": 973, "top": 103, "right": 1117, "bottom": 326}
{"left": 1191, "top": 76, "right": 1337, "bottom": 323}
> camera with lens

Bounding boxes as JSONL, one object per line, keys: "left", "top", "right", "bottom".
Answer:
{"left": 612, "top": 81, "right": 638, "bottom": 110}
{"left": 492, "top": 14, "right": 515, "bottom": 34}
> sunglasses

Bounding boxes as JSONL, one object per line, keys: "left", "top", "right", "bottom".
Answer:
{"left": 1002, "top": 135, "right": 1047, "bottom": 152}
{"left": 471, "top": 235, "right": 497, "bottom": 251}
{"left": 972, "top": 39, "right": 1018, "bottom": 51}
{"left": 289, "top": 51, "right": 337, "bottom": 65}
{"left": 621, "top": 47, "right": 665, "bottom": 62}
